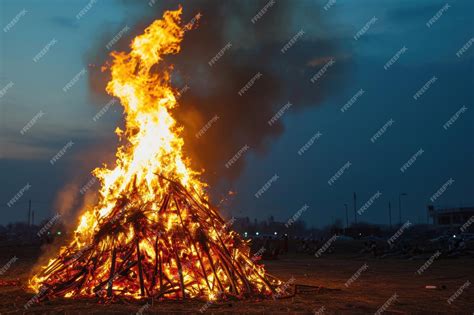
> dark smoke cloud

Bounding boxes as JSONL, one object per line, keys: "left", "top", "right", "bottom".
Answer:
{"left": 86, "top": 0, "right": 351, "bottom": 186}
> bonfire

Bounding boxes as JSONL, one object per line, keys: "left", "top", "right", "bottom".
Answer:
{"left": 29, "top": 7, "right": 283, "bottom": 302}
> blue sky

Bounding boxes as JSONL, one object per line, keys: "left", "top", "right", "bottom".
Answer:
{"left": 0, "top": 0, "right": 473, "bottom": 227}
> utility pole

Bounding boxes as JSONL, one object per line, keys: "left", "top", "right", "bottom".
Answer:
{"left": 344, "top": 203, "right": 349, "bottom": 229}
{"left": 388, "top": 202, "right": 392, "bottom": 229}
{"left": 398, "top": 193, "right": 407, "bottom": 225}
{"left": 28, "top": 199, "right": 32, "bottom": 226}
{"left": 353, "top": 192, "right": 357, "bottom": 224}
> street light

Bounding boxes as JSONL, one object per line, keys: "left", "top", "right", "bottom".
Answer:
{"left": 399, "top": 193, "right": 407, "bottom": 225}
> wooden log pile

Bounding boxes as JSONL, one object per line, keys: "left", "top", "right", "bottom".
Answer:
{"left": 31, "top": 176, "right": 286, "bottom": 302}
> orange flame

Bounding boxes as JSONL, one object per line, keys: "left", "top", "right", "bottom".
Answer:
{"left": 29, "top": 7, "right": 280, "bottom": 301}
{"left": 90, "top": 7, "right": 204, "bottom": 229}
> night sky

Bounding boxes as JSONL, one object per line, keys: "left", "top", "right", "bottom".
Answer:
{"left": 0, "top": 0, "right": 473, "bottom": 228}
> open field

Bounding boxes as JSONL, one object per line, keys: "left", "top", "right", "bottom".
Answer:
{"left": 0, "top": 244, "right": 472, "bottom": 314}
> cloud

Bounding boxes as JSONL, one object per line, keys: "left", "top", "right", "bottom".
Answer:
{"left": 0, "top": 126, "right": 104, "bottom": 161}
{"left": 0, "top": 140, "right": 53, "bottom": 160}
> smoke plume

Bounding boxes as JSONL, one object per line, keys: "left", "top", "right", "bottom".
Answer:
{"left": 86, "top": 0, "right": 350, "bottom": 185}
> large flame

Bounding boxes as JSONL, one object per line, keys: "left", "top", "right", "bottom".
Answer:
{"left": 76, "top": 7, "right": 203, "bottom": 241}
{"left": 29, "top": 7, "right": 280, "bottom": 301}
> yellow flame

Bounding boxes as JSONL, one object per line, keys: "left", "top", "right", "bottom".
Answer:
{"left": 29, "top": 7, "right": 278, "bottom": 300}
{"left": 90, "top": 7, "right": 204, "bottom": 223}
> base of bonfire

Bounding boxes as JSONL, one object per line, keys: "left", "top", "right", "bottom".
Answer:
{"left": 31, "top": 176, "right": 292, "bottom": 302}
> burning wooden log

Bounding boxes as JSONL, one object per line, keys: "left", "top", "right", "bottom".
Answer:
{"left": 28, "top": 6, "right": 287, "bottom": 303}
{"left": 29, "top": 178, "right": 284, "bottom": 302}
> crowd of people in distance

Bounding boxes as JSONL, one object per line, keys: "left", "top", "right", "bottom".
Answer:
{"left": 247, "top": 233, "right": 474, "bottom": 260}
{"left": 249, "top": 235, "right": 288, "bottom": 260}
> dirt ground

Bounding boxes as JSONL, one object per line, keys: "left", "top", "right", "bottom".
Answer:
{"left": 0, "top": 245, "right": 472, "bottom": 314}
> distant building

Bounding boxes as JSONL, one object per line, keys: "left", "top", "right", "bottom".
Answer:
{"left": 427, "top": 205, "right": 474, "bottom": 226}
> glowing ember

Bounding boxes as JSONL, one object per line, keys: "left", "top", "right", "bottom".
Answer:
{"left": 29, "top": 7, "right": 282, "bottom": 301}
